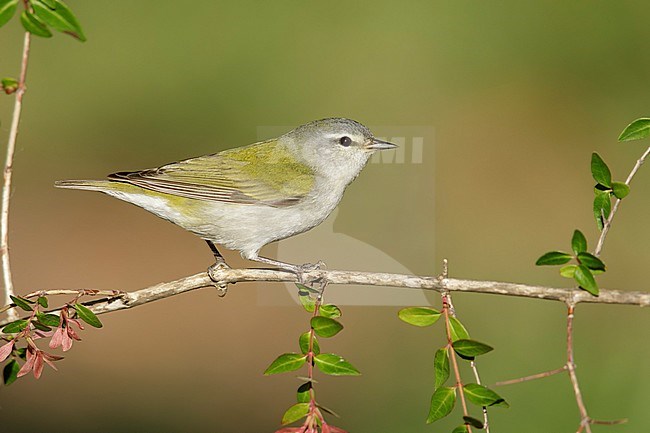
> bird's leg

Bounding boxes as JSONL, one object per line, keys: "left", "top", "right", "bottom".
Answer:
{"left": 251, "top": 255, "right": 325, "bottom": 284}
{"left": 206, "top": 240, "right": 229, "bottom": 267}
{"left": 206, "top": 240, "right": 230, "bottom": 296}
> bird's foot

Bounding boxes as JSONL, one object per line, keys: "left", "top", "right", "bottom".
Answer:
{"left": 298, "top": 260, "right": 325, "bottom": 272}
{"left": 208, "top": 259, "right": 230, "bottom": 297}
{"left": 250, "top": 255, "right": 325, "bottom": 284}
{"left": 295, "top": 260, "right": 326, "bottom": 284}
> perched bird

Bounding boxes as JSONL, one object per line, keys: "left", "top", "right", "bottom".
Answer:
{"left": 56, "top": 118, "right": 396, "bottom": 278}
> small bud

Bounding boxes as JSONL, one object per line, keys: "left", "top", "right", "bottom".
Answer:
{"left": 1, "top": 77, "right": 19, "bottom": 95}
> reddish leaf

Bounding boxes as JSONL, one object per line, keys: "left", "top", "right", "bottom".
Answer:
{"left": 62, "top": 329, "right": 73, "bottom": 351}
{"left": 42, "top": 351, "right": 64, "bottom": 361}
{"left": 328, "top": 426, "right": 349, "bottom": 433}
{"left": 42, "top": 356, "right": 58, "bottom": 371}
{"left": 0, "top": 340, "right": 15, "bottom": 362}
{"left": 49, "top": 327, "right": 64, "bottom": 349}
{"left": 66, "top": 324, "right": 81, "bottom": 341}
{"left": 34, "top": 329, "right": 54, "bottom": 339}
{"left": 69, "top": 318, "right": 84, "bottom": 330}
{"left": 42, "top": 351, "right": 63, "bottom": 370}
{"left": 33, "top": 351, "right": 44, "bottom": 379}
{"left": 17, "top": 348, "right": 36, "bottom": 377}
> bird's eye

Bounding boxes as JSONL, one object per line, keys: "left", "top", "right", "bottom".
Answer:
{"left": 339, "top": 136, "right": 352, "bottom": 147}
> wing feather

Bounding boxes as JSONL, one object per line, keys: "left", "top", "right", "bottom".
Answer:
{"left": 108, "top": 140, "right": 315, "bottom": 207}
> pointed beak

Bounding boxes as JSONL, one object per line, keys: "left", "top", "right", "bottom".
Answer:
{"left": 365, "top": 138, "right": 398, "bottom": 151}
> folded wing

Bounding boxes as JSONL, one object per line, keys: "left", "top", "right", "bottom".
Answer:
{"left": 109, "top": 140, "right": 315, "bottom": 207}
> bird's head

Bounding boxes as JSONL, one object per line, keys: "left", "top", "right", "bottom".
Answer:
{"left": 281, "top": 118, "right": 397, "bottom": 184}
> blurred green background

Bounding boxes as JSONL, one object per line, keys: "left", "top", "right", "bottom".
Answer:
{"left": 1, "top": 1, "right": 649, "bottom": 432}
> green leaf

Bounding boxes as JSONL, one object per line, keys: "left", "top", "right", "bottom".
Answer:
{"left": 571, "top": 230, "right": 587, "bottom": 255}
{"left": 464, "top": 383, "right": 509, "bottom": 408}
{"left": 452, "top": 339, "right": 494, "bottom": 359}
{"left": 30, "top": 320, "right": 51, "bottom": 332}
{"left": 463, "top": 416, "right": 484, "bottom": 429}
{"left": 36, "top": 312, "right": 60, "bottom": 327}
{"left": 426, "top": 386, "right": 456, "bottom": 423}
{"left": 0, "top": 0, "right": 18, "bottom": 28}
{"left": 15, "top": 347, "right": 26, "bottom": 360}
{"left": 593, "top": 191, "right": 611, "bottom": 231}
{"left": 295, "top": 282, "right": 320, "bottom": 294}
{"left": 2, "top": 319, "right": 28, "bottom": 334}
{"left": 319, "top": 304, "right": 341, "bottom": 319}
{"left": 559, "top": 265, "right": 577, "bottom": 278}
{"left": 451, "top": 426, "right": 468, "bottom": 433}
{"left": 577, "top": 252, "right": 606, "bottom": 271}
{"left": 264, "top": 353, "right": 307, "bottom": 375}
{"left": 32, "top": 0, "right": 86, "bottom": 41}
{"left": 311, "top": 316, "right": 343, "bottom": 338}
{"left": 20, "top": 10, "right": 52, "bottom": 37}
{"left": 1, "top": 77, "right": 18, "bottom": 94}
{"left": 574, "top": 265, "right": 599, "bottom": 296}
{"left": 398, "top": 307, "right": 441, "bottom": 327}
{"left": 433, "top": 347, "right": 450, "bottom": 389}
{"left": 535, "top": 251, "right": 573, "bottom": 266}
{"left": 40, "top": 0, "right": 56, "bottom": 7}
{"left": 591, "top": 152, "right": 611, "bottom": 187}
{"left": 594, "top": 183, "right": 610, "bottom": 193}
{"left": 281, "top": 402, "right": 310, "bottom": 425}
{"left": 611, "top": 181, "right": 630, "bottom": 199}
{"left": 449, "top": 317, "right": 470, "bottom": 341}
{"left": 618, "top": 118, "right": 650, "bottom": 141}
{"left": 73, "top": 303, "right": 103, "bottom": 328}
{"left": 296, "top": 284, "right": 316, "bottom": 313}
{"left": 10, "top": 295, "right": 32, "bottom": 312}
{"left": 316, "top": 404, "right": 339, "bottom": 418}
{"left": 298, "top": 332, "right": 320, "bottom": 355}
{"left": 1, "top": 77, "right": 18, "bottom": 87}
{"left": 37, "top": 296, "right": 48, "bottom": 308}
{"left": 296, "top": 382, "right": 311, "bottom": 403}
{"left": 313, "top": 353, "right": 361, "bottom": 376}
{"left": 3, "top": 359, "right": 20, "bottom": 385}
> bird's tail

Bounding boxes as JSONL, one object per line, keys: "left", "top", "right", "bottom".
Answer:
{"left": 54, "top": 179, "right": 113, "bottom": 192}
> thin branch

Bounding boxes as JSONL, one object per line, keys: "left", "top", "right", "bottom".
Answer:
{"left": 441, "top": 293, "right": 472, "bottom": 433}
{"left": 0, "top": 289, "right": 124, "bottom": 314}
{"left": 2, "top": 30, "right": 32, "bottom": 322}
{"left": 564, "top": 306, "right": 628, "bottom": 431}
{"left": 469, "top": 360, "right": 490, "bottom": 432}
{"left": 0, "top": 268, "right": 648, "bottom": 327}
{"left": 494, "top": 366, "right": 567, "bottom": 387}
{"left": 590, "top": 419, "right": 628, "bottom": 426}
{"left": 441, "top": 260, "right": 489, "bottom": 432}
{"left": 594, "top": 145, "right": 650, "bottom": 257}
{"left": 566, "top": 305, "right": 591, "bottom": 433}
{"left": 567, "top": 144, "right": 650, "bottom": 430}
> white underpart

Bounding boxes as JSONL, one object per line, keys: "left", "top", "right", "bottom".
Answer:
{"left": 105, "top": 190, "right": 186, "bottom": 223}
{"left": 101, "top": 169, "right": 358, "bottom": 260}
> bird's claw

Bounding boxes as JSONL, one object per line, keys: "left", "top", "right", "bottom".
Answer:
{"left": 295, "top": 260, "right": 326, "bottom": 284}
{"left": 208, "top": 260, "right": 230, "bottom": 297}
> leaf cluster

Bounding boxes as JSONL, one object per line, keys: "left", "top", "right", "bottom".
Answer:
{"left": 266, "top": 284, "right": 358, "bottom": 431}
{"left": 536, "top": 118, "right": 649, "bottom": 296}
{"left": 536, "top": 230, "right": 604, "bottom": 296}
{"left": 1, "top": 295, "right": 102, "bottom": 385}
{"left": 591, "top": 152, "right": 629, "bottom": 230}
{"left": 0, "top": 0, "right": 85, "bottom": 41}
{"left": 398, "top": 307, "right": 508, "bottom": 430}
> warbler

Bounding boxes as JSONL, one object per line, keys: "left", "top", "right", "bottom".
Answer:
{"left": 56, "top": 118, "right": 397, "bottom": 277}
